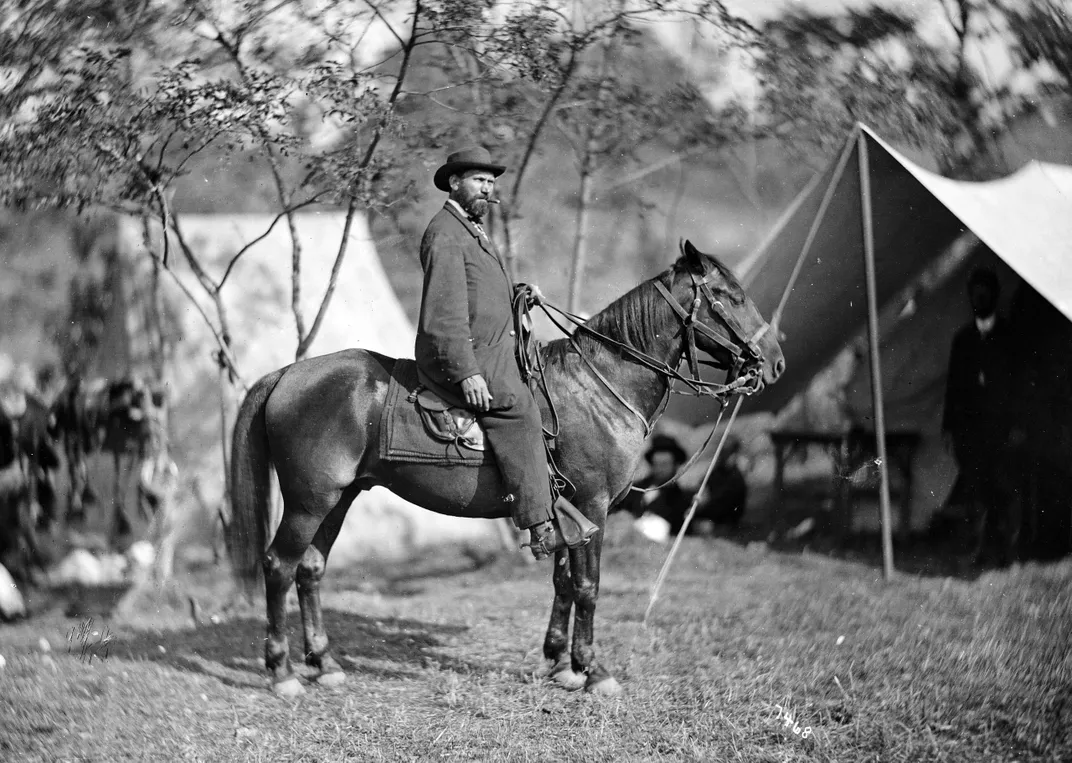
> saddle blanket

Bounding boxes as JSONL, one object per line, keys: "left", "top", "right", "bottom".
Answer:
{"left": 380, "top": 360, "right": 493, "bottom": 466}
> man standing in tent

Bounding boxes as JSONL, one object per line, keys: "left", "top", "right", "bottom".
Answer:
{"left": 414, "top": 146, "right": 598, "bottom": 560}
{"left": 942, "top": 265, "right": 1018, "bottom": 567}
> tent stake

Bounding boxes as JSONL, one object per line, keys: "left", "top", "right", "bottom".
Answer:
{"left": 644, "top": 395, "right": 745, "bottom": 625}
{"left": 858, "top": 129, "right": 896, "bottom": 580}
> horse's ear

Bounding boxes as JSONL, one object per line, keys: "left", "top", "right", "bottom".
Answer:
{"left": 680, "top": 238, "right": 704, "bottom": 272}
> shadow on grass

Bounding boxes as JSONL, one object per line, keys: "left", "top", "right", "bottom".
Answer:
{"left": 710, "top": 511, "right": 989, "bottom": 581}
{"left": 331, "top": 547, "right": 520, "bottom": 598}
{"left": 114, "top": 609, "right": 478, "bottom": 691}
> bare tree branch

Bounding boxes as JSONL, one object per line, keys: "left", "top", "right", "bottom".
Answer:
{"left": 218, "top": 193, "right": 328, "bottom": 290}
{"left": 297, "top": 0, "right": 423, "bottom": 359}
{"left": 361, "top": 0, "right": 405, "bottom": 47}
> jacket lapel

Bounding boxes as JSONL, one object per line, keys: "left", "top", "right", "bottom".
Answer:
{"left": 443, "top": 202, "right": 507, "bottom": 271}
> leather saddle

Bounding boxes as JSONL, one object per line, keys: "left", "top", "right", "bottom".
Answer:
{"left": 406, "top": 387, "right": 486, "bottom": 452}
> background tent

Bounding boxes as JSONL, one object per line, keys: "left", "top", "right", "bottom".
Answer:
{"left": 668, "top": 123, "right": 1072, "bottom": 532}
{"left": 738, "top": 123, "right": 1072, "bottom": 415}
{"left": 117, "top": 212, "right": 501, "bottom": 563}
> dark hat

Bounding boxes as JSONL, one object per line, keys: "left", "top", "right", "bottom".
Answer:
{"left": 433, "top": 146, "right": 506, "bottom": 192}
{"left": 645, "top": 434, "right": 688, "bottom": 465}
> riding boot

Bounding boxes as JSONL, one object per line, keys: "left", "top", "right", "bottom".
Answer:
{"left": 522, "top": 496, "right": 599, "bottom": 561}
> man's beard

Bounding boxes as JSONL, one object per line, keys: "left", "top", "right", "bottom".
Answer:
{"left": 453, "top": 188, "right": 489, "bottom": 220}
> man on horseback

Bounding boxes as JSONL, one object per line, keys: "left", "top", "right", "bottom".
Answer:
{"left": 415, "top": 146, "right": 598, "bottom": 560}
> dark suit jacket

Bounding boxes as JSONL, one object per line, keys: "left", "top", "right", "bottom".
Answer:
{"left": 415, "top": 203, "right": 522, "bottom": 409}
{"left": 942, "top": 317, "right": 1015, "bottom": 448}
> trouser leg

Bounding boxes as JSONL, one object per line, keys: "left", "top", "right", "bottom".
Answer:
{"left": 479, "top": 392, "right": 552, "bottom": 529}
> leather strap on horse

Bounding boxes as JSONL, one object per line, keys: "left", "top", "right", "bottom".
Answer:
{"left": 513, "top": 258, "right": 768, "bottom": 497}
{"left": 537, "top": 294, "right": 763, "bottom": 400}
{"left": 629, "top": 401, "right": 727, "bottom": 494}
{"left": 513, "top": 286, "right": 576, "bottom": 500}
{"left": 568, "top": 335, "right": 654, "bottom": 436}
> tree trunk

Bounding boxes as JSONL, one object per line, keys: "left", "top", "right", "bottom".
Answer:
{"left": 568, "top": 157, "right": 595, "bottom": 315}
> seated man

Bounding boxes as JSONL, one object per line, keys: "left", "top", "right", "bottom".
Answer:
{"left": 621, "top": 434, "right": 693, "bottom": 537}
{"left": 622, "top": 434, "right": 748, "bottom": 539}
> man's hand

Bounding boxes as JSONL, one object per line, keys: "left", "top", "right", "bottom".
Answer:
{"left": 517, "top": 282, "right": 544, "bottom": 308}
{"left": 461, "top": 374, "right": 493, "bottom": 412}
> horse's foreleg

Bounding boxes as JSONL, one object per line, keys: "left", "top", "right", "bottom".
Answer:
{"left": 297, "top": 494, "right": 356, "bottom": 687}
{"left": 264, "top": 506, "right": 320, "bottom": 698}
{"left": 544, "top": 549, "right": 584, "bottom": 690}
{"left": 570, "top": 534, "right": 622, "bottom": 696}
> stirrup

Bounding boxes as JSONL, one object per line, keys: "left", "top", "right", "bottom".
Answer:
{"left": 551, "top": 496, "right": 598, "bottom": 547}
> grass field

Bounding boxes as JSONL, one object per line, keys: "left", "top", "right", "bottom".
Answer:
{"left": 1, "top": 523, "right": 1070, "bottom": 762}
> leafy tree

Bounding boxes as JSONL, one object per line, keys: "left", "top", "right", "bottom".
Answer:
{"left": 1003, "top": 0, "right": 1072, "bottom": 90}
{"left": 386, "top": 0, "right": 749, "bottom": 279}
{"left": 0, "top": 0, "right": 500, "bottom": 580}
{"left": 551, "top": 31, "right": 736, "bottom": 311}
{"left": 752, "top": 6, "right": 964, "bottom": 169}
{"left": 753, "top": 1, "right": 1070, "bottom": 178}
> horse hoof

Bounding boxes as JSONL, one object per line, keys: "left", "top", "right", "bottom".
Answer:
{"left": 316, "top": 671, "right": 346, "bottom": 687}
{"left": 272, "top": 677, "right": 306, "bottom": 698}
{"left": 551, "top": 668, "right": 586, "bottom": 691}
{"left": 586, "top": 677, "right": 623, "bottom": 697}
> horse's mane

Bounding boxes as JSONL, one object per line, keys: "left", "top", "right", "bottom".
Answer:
{"left": 542, "top": 247, "right": 738, "bottom": 368}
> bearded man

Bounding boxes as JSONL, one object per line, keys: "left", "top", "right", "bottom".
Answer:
{"left": 414, "top": 146, "right": 597, "bottom": 560}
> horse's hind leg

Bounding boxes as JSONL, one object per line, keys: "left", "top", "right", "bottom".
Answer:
{"left": 544, "top": 550, "right": 584, "bottom": 690}
{"left": 263, "top": 501, "right": 323, "bottom": 698}
{"left": 297, "top": 491, "right": 358, "bottom": 687}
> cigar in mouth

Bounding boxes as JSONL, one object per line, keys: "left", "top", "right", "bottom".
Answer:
{"left": 487, "top": 199, "right": 501, "bottom": 204}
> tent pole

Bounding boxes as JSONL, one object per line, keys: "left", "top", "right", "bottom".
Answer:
{"left": 857, "top": 130, "right": 896, "bottom": 580}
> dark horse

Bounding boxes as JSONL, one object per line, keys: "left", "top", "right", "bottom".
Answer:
{"left": 50, "top": 376, "right": 160, "bottom": 539}
{"left": 228, "top": 241, "right": 784, "bottom": 697}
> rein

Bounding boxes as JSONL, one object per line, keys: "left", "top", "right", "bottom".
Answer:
{"left": 536, "top": 266, "right": 769, "bottom": 404}
{"left": 513, "top": 263, "right": 769, "bottom": 494}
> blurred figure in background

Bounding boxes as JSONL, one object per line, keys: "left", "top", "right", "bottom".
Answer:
{"left": 942, "top": 265, "right": 1018, "bottom": 567}
{"left": 621, "top": 434, "right": 692, "bottom": 540}
{"left": 621, "top": 434, "right": 749, "bottom": 540}
{"left": 1006, "top": 282, "right": 1072, "bottom": 561}
{"left": 0, "top": 376, "right": 57, "bottom": 583}
{"left": 694, "top": 436, "right": 748, "bottom": 531}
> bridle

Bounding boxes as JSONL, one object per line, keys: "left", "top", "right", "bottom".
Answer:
{"left": 521, "top": 261, "right": 771, "bottom": 435}
{"left": 652, "top": 266, "right": 770, "bottom": 399}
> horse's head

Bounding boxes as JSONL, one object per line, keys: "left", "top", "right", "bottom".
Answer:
{"left": 665, "top": 240, "right": 784, "bottom": 393}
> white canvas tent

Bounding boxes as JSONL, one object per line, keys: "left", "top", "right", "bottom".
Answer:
{"left": 712, "top": 124, "right": 1072, "bottom": 572}
{"left": 119, "top": 211, "right": 501, "bottom": 563}
{"left": 737, "top": 123, "right": 1072, "bottom": 415}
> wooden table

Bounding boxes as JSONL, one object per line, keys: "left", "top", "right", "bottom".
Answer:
{"left": 769, "top": 427, "right": 921, "bottom": 541}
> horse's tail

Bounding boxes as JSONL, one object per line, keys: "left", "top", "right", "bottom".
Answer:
{"left": 227, "top": 367, "right": 286, "bottom": 598}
